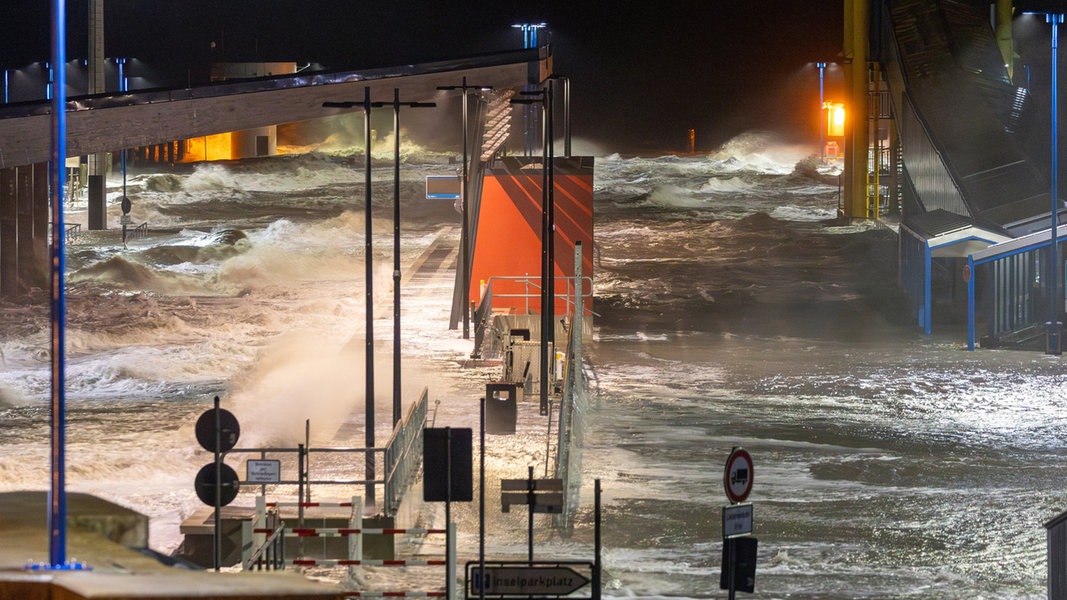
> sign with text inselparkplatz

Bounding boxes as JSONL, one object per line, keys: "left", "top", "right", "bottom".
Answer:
{"left": 722, "top": 503, "right": 753, "bottom": 538}
{"left": 469, "top": 565, "right": 591, "bottom": 596}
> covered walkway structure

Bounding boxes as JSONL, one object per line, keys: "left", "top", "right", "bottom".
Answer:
{"left": 0, "top": 47, "right": 549, "bottom": 297}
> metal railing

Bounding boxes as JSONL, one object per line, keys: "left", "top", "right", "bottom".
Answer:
{"left": 129, "top": 221, "right": 148, "bottom": 240}
{"left": 225, "top": 388, "right": 428, "bottom": 519}
{"left": 242, "top": 496, "right": 286, "bottom": 571}
{"left": 65, "top": 223, "right": 81, "bottom": 244}
{"left": 384, "top": 389, "right": 428, "bottom": 516}
{"left": 472, "top": 275, "right": 595, "bottom": 357}
{"left": 478, "top": 274, "right": 594, "bottom": 317}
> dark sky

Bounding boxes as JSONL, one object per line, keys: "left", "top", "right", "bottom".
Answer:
{"left": 1, "top": 1, "right": 844, "bottom": 153}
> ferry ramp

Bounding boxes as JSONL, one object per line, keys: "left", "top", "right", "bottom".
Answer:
{"left": 882, "top": 0, "right": 1063, "bottom": 342}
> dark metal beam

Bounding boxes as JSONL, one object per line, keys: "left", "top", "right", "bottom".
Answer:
{"left": 0, "top": 49, "right": 544, "bottom": 169}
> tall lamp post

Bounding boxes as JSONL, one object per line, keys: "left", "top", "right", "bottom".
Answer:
{"left": 436, "top": 78, "right": 492, "bottom": 341}
{"left": 512, "top": 82, "right": 554, "bottom": 416}
{"left": 323, "top": 88, "right": 379, "bottom": 506}
{"left": 1049, "top": 14, "right": 1064, "bottom": 355}
{"left": 47, "top": 0, "right": 72, "bottom": 570}
{"left": 816, "top": 62, "right": 828, "bottom": 160}
{"left": 1032, "top": 11, "right": 1066, "bottom": 355}
{"left": 370, "top": 88, "right": 435, "bottom": 426}
{"left": 513, "top": 23, "right": 547, "bottom": 157}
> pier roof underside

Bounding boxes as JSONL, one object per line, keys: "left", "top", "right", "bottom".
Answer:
{"left": 0, "top": 48, "right": 544, "bottom": 169}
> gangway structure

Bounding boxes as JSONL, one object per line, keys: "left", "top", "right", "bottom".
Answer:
{"left": 856, "top": 0, "right": 1064, "bottom": 348}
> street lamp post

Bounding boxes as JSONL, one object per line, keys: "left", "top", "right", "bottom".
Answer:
{"left": 48, "top": 0, "right": 70, "bottom": 570}
{"left": 437, "top": 78, "right": 492, "bottom": 341}
{"left": 118, "top": 58, "right": 131, "bottom": 247}
{"left": 323, "top": 87, "right": 379, "bottom": 506}
{"left": 513, "top": 23, "right": 547, "bottom": 157}
{"left": 1048, "top": 13, "right": 1064, "bottom": 355}
{"left": 511, "top": 82, "right": 554, "bottom": 416}
{"left": 370, "top": 89, "right": 435, "bottom": 427}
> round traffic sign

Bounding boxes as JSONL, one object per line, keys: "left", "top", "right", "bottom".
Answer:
{"left": 194, "top": 462, "right": 240, "bottom": 507}
{"left": 724, "top": 447, "right": 753, "bottom": 504}
{"left": 195, "top": 408, "right": 240, "bottom": 453}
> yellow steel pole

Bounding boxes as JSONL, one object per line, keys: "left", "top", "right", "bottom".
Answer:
{"left": 996, "top": 0, "right": 1014, "bottom": 82}
{"left": 844, "top": 0, "right": 871, "bottom": 220}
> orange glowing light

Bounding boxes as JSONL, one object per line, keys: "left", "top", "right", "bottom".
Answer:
{"left": 181, "top": 133, "right": 236, "bottom": 162}
{"left": 824, "top": 102, "right": 846, "bottom": 137}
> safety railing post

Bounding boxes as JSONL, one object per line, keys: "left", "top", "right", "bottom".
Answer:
{"left": 349, "top": 496, "right": 363, "bottom": 579}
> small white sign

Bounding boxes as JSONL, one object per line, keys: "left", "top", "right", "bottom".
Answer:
{"left": 722, "top": 503, "right": 753, "bottom": 538}
{"left": 246, "top": 459, "right": 281, "bottom": 483}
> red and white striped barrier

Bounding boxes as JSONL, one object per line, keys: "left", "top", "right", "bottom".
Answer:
{"left": 255, "top": 527, "right": 445, "bottom": 537}
{"left": 346, "top": 592, "right": 446, "bottom": 598}
{"left": 289, "top": 559, "right": 446, "bottom": 567}
{"left": 266, "top": 501, "right": 357, "bottom": 508}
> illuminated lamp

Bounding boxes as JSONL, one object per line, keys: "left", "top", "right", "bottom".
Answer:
{"left": 825, "top": 102, "right": 846, "bottom": 137}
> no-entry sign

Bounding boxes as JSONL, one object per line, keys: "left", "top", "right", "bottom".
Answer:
{"left": 724, "top": 447, "right": 753, "bottom": 504}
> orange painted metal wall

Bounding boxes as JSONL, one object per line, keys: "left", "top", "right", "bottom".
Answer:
{"left": 471, "top": 156, "right": 594, "bottom": 315}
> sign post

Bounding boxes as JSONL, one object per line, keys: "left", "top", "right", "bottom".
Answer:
{"left": 500, "top": 468, "right": 564, "bottom": 563}
{"left": 195, "top": 396, "right": 240, "bottom": 572}
{"left": 721, "top": 447, "right": 756, "bottom": 598}
{"left": 425, "top": 427, "right": 474, "bottom": 600}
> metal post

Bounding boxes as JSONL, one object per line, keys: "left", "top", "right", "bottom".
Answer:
{"left": 526, "top": 465, "right": 535, "bottom": 563}
{"left": 436, "top": 78, "right": 490, "bottom": 339}
{"left": 561, "top": 78, "right": 571, "bottom": 158}
{"left": 1048, "top": 14, "right": 1064, "bottom": 356}
{"left": 817, "top": 62, "right": 827, "bottom": 160}
{"left": 304, "top": 419, "right": 310, "bottom": 503}
{"left": 363, "top": 86, "right": 377, "bottom": 505}
{"left": 727, "top": 537, "right": 736, "bottom": 600}
{"left": 593, "top": 479, "right": 601, "bottom": 600}
{"left": 546, "top": 81, "right": 555, "bottom": 351}
{"left": 213, "top": 396, "right": 222, "bottom": 572}
{"left": 539, "top": 89, "right": 549, "bottom": 417}
{"left": 479, "top": 397, "right": 486, "bottom": 600}
{"left": 48, "top": 0, "right": 68, "bottom": 569}
{"left": 373, "top": 88, "right": 436, "bottom": 425}
{"left": 462, "top": 78, "right": 470, "bottom": 339}
{"left": 298, "top": 442, "right": 305, "bottom": 559}
{"left": 445, "top": 427, "right": 453, "bottom": 600}
{"left": 393, "top": 89, "right": 403, "bottom": 425}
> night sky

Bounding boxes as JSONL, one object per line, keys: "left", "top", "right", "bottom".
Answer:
{"left": 1, "top": 0, "right": 844, "bottom": 153}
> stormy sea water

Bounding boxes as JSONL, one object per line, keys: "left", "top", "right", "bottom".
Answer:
{"left": 0, "top": 131, "right": 1065, "bottom": 598}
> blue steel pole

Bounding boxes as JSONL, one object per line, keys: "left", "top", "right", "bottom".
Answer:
{"left": 817, "top": 62, "right": 827, "bottom": 160}
{"left": 48, "top": 0, "right": 68, "bottom": 568}
{"left": 1049, "top": 14, "right": 1063, "bottom": 356}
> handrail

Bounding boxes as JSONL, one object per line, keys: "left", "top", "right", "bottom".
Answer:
{"left": 244, "top": 521, "right": 286, "bottom": 571}
{"left": 130, "top": 221, "right": 149, "bottom": 240}
{"left": 224, "top": 389, "right": 427, "bottom": 518}
{"left": 472, "top": 275, "right": 596, "bottom": 358}
{"left": 65, "top": 223, "right": 81, "bottom": 244}
{"left": 477, "top": 275, "right": 596, "bottom": 318}
{"left": 384, "top": 389, "right": 428, "bottom": 516}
